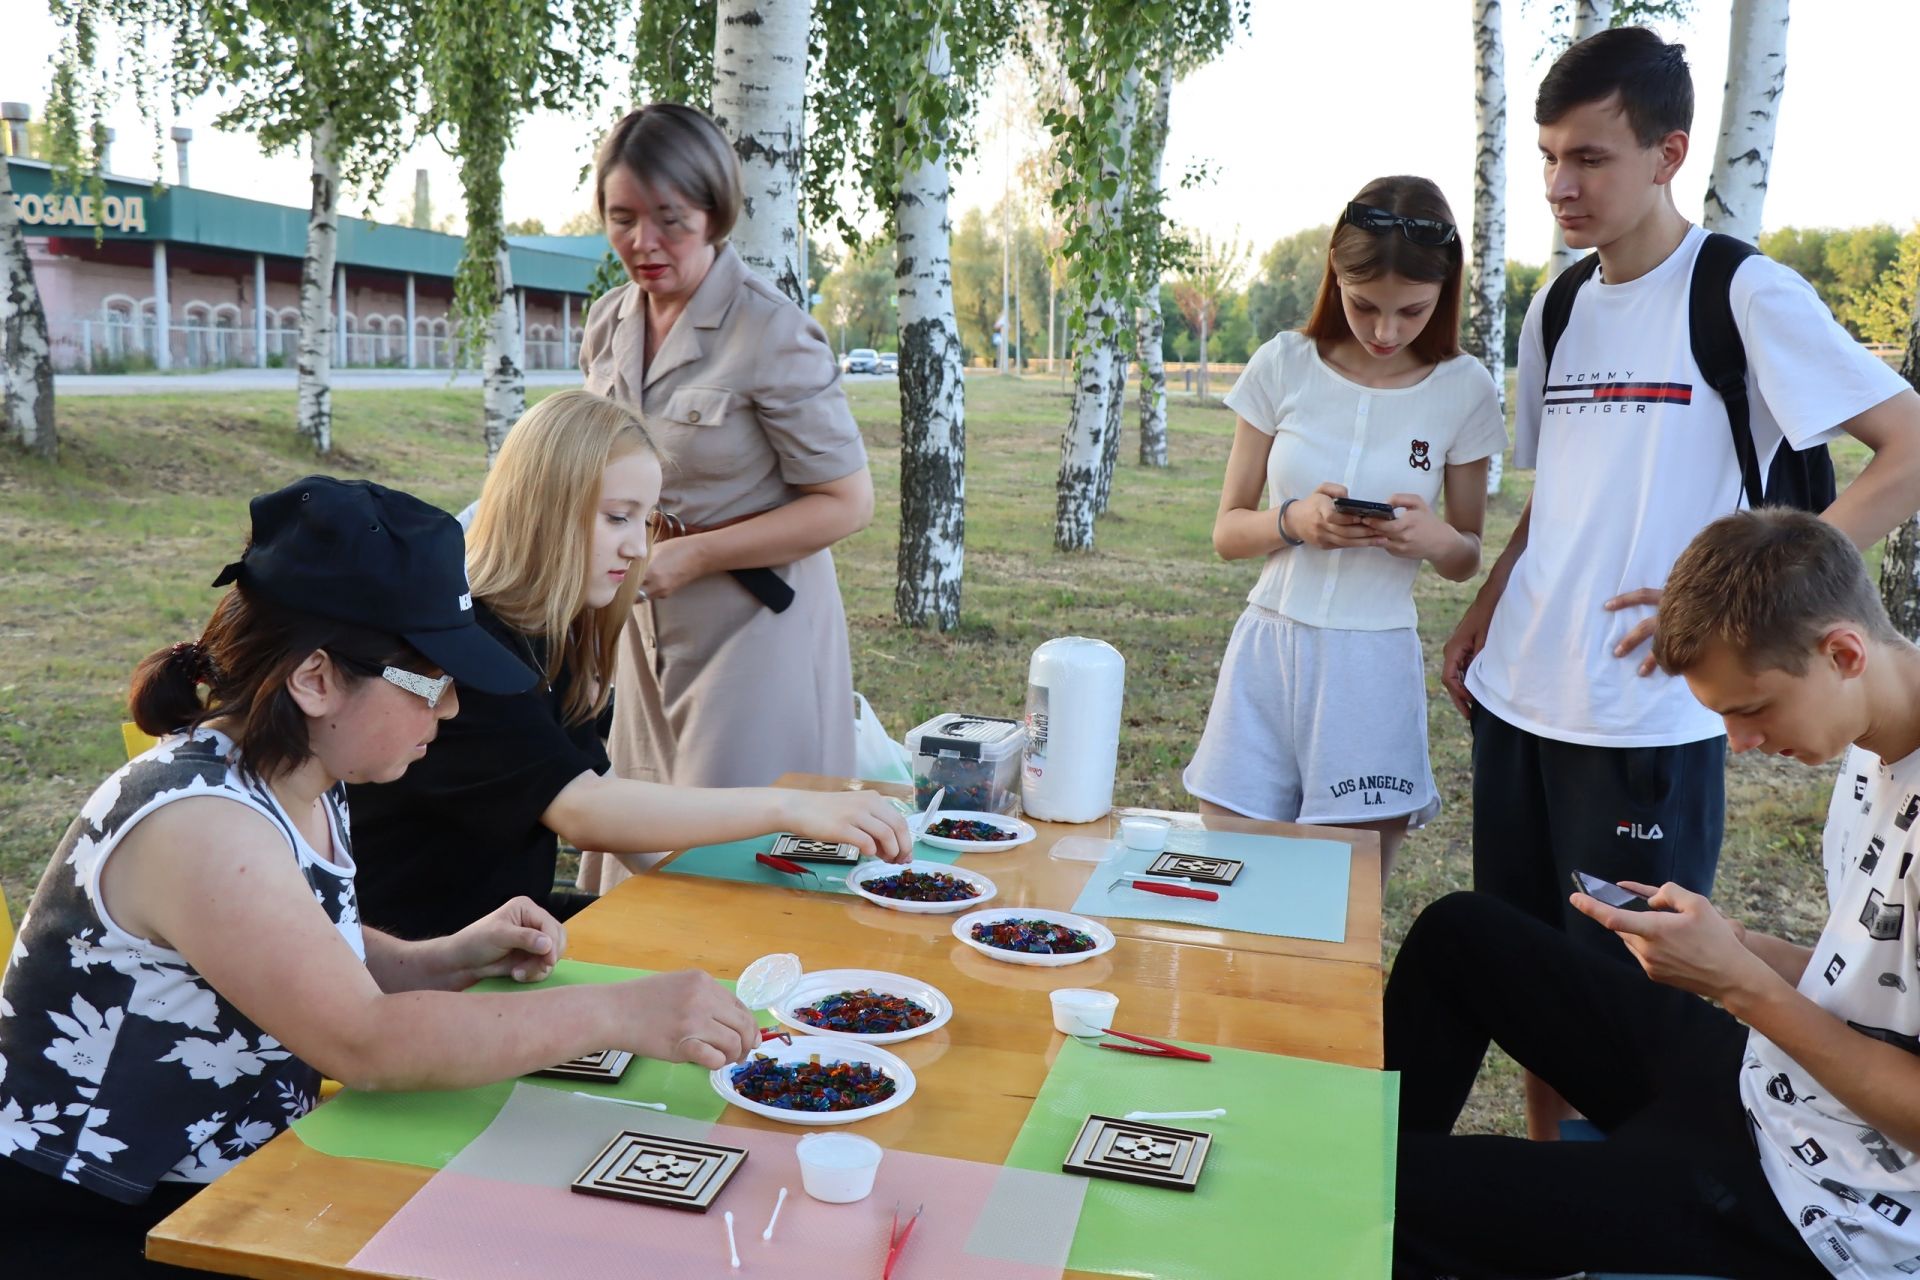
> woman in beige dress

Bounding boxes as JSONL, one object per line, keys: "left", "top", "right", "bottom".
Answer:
{"left": 575, "top": 103, "right": 873, "bottom": 892}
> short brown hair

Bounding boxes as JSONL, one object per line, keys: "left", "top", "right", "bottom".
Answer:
{"left": 1301, "top": 175, "right": 1464, "bottom": 363}
{"left": 129, "top": 587, "right": 429, "bottom": 781}
{"left": 1655, "top": 510, "right": 1902, "bottom": 676}
{"left": 1537, "top": 26, "right": 1693, "bottom": 148}
{"left": 593, "top": 103, "right": 742, "bottom": 244}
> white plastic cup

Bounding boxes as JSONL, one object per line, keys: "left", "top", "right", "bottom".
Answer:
{"left": 1050, "top": 988, "right": 1119, "bottom": 1037}
{"left": 1118, "top": 817, "right": 1170, "bottom": 852}
{"left": 796, "top": 1133, "right": 884, "bottom": 1204}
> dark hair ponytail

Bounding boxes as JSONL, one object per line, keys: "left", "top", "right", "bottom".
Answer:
{"left": 126, "top": 585, "right": 427, "bottom": 778}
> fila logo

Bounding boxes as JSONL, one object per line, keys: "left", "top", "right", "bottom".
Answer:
{"left": 1615, "top": 821, "right": 1664, "bottom": 840}
{"left": 458, "top": 592, "right": 472, "bottom": 612}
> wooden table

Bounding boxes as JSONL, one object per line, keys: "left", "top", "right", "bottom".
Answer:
{"left": 150, "top": 778, "right": 1384, "bottom": 1277}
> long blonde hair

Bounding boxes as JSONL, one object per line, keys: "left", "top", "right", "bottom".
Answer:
{"left": 467, "top": 390, "right": 657, "bottom": 725}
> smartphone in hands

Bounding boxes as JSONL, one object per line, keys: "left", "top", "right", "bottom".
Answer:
{"left": 1571, "top": 870, "right": 1664, "bottom": 912}
{"left": 1332, "top": 497, "right": 1398, "bottom": 520}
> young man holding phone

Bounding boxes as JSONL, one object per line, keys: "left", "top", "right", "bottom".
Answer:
{"left": 1440, "top": 26, "right": 1920, "bottom": 1135}
{"left": 1396, "top": 510, "right": 1920, "bottom": 1279}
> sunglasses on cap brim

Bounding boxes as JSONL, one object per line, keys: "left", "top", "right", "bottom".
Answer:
{"left": 1342, "top": 202, "right": 1458, "bottom": 247}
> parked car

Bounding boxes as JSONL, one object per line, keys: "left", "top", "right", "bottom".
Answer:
{"left": 874, "top": 352, "right": 899, "bottom": 375}
{"left": 840, "top": 347, "right": 880, "bottom": 374}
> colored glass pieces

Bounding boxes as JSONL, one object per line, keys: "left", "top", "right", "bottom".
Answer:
{"left": 861, "top": 869, "right": 983, "bottom": 902}
{"left": 792, "top": 989, "right": 934, "bottom": 1035}
{"left": 970, "top": 918, "right": 1100, "bottom": 954}
{"left": 729, "top": 1053, "right": 899, "bottom": 1112}
{"left": 924, "top": 817, "right": 1017, "bottom": 842}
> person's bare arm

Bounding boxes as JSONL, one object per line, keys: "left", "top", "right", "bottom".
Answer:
{"left": 542, "top": 771, "right": 911, "bottom": 863}
{"left": 1439, "top": 494, "right": 1531, "bottom": 717}
{"left": 1822, "top": 387, "right": 1920, "bottom": 549}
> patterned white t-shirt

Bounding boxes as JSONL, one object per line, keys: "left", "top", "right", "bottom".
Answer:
{"left": 1743, "top": 744, "right": 1920, "bottom": 1275}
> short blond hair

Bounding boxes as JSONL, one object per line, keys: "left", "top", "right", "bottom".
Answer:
{"left": 594, "top": 103, "right": 742, "bottom": 244}
{"left": 1655, "top": 509, "right": 1902, "bottom": 676}
{"left": 466, "top": 391, "right": 657, "bottom": 725}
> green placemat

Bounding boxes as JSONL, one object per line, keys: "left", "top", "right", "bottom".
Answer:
{"left": 1004, "top": 1037, "right": 1398, "bottom": 1279}
{"left": 661, "top": 833, "right": 963, "bottom": 894}
{"left": 291, "top": 959, "right": 768, "bottom": 1168}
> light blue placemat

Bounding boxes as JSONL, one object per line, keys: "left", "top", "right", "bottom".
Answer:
{"left": 1068, "top": 829, "right": 1351, "bottom": 942}
{"left": 661, "top": 833, "right": 963, "bottom": 895}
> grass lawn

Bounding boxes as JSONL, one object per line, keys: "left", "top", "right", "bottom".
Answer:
{"left": 0, "top": 373, "right": 1852, "bottom": 1136}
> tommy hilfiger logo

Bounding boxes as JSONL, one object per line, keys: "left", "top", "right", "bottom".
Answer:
{"left": 1543, "top": 371, "right": 1693, "bottom": 415}
{"left": 1615, "top": 821, "right": 1664, "bottom": 840}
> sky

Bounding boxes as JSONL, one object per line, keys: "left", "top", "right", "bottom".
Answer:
{"left": 5, "top": 1, "right": 1916, "bottom": 271}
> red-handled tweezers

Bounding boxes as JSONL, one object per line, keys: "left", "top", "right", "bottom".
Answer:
{"left": 1109, "top": 876, "right": 1219, "bottom": 902}
{"left": 757, "top": 851, "right": 815, "bottom": 880}
{"left": 1095, "top": 1027, "right": 1213, "bottom": 1062}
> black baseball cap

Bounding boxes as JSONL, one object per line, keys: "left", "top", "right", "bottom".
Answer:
{"left": 212, "top": 476, "right": 536, "bottom": 696}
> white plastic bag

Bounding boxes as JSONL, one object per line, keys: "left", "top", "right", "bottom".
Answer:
{"left": 853, "top": 693, "right": 913, "bottom": 784}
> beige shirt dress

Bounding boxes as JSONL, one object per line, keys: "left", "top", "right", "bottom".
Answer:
{"left": 575, "top": 243, "right": 866, "bottom": 893}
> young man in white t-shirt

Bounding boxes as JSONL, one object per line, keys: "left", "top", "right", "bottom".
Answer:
{"left": 1394, "top": 510, "right": 1920, "bottom": 1279}
{"left": 1440, "top": 27, "right": 1920, "bottom": 1134}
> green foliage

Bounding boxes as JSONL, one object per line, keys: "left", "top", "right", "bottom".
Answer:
{"left": 414, "top": 0, "right": 626, "bottom": 360}
{"left": 944, "top": 205, "right": 1053, "bottom": 364}
{"left": 1759, "top": 224, "right": 1901, "bottom": 338}
{"left": 582, "top": 250, "right": 628, "bottom": 318}
{"left": 628, "top": 0, "right": 714, "bottom": 109}
{"left": 812, "top": 237, "right": 897, "bottom": 350}
{"left": 1245, "top": 224, "right": 1331, "bottom": 341}
{"left": 1505, "top": 260, "right": 1544, "bottom": 365}
{"left": 1846, "top": 225, "right": 1920, "bottom": 348}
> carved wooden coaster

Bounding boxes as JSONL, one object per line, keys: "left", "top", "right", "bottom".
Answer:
{"left": 1146, "top": 852, "right": 1243, "bottom": 886}
{"left": 570, "top": 1129, "right": 749, "bottom": 1212}
{"left": 534, "top": 1049, "right": 634, "bottom": 1082}
{"left": 773, "top": 833, "right": 862, "bottom": 865}
{"left": 1063, "top": 1114, "right": 1212, "bottom": 1191}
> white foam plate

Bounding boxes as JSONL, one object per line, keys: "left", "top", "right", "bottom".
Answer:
{"left": 846, "top": 860, "right": 998, "bottom": 914}
{"left": 711, "top": 1035, "right": 916, "bottom": 1126}
{"left": 950, "top": 907, "right": 1117, "bottom": 967}
{"left": 768, "top": 967, "right": 954, "bottom": 1045}
{"left": 916, "top": 810, "right": 1037, "bottom": 853}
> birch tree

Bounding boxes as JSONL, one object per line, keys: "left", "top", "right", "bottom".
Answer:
{"left": 1469, "top": 0, "right": 1508, "bottom": 494}
{"left": 0, "top": 152, "right": 56, "bottom": 457}
{"left": 1133, "top": 60, "right": 1175, "bottom": 469}
{"left": 713, "top": 0, "right": 809, "bottom": 307}
{"left": 46, "top": 1, "right": 421, "bottom": 456}
{"left": 803, "top": 0, "right": 1017, "bottom": 630}
{"left": 1168, "top": 230, "right": 1249, "bottom": 404}
{"left": 1702, "top": 0, "right": 1789, "bottom": 244}
{"left": 1880, "top": 307, "right": 1920, "bottom": 639}
{"left": 415, "top": 0, "right": 623, "bottom": 460}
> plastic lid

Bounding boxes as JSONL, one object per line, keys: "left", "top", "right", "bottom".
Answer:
{"left": 916, "top": 714, "right": 1024, "bottom": 758}
{"left": 736, "top": 952, "right": 802, "bottom": 1010}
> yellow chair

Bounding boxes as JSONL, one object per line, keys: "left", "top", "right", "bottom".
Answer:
{"left": 122, "top": 722, "right": 158, "bottom": 759}
{"left": 1, "top": 885, "right": 14, "bottom": 968}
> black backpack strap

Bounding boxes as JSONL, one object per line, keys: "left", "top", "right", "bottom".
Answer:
{"left": 1688, "top": 232, "right": 1764, "bottom": 507}
{"left": 1538, "top": 252, "right": 1604, "bottom": 381}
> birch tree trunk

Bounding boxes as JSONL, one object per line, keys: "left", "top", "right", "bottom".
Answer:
{"left": 1056, "top": 65, "right": 1141, "bottom": 549}
{"left": 893, "top": 27, "right": 967, "bottom": 631}
{"left": 713, "top": 0, "right": 809, "bottom": 307}
{"left": 0, "top": 152, "right": 55, "bottom": 458}
{"left": 1134, "top": 59, "right": 1174, "bottom": 469}
{"left": 1093, "top": 327, "right": 1128, "bottom": 514}
{"left": 1879, "top": 307, "right": 1920, "bottom": 638}
{"left": 1547, "top": 0, "right": 1613, "bottom": 282}
{"left": 1703, "top": 0, "right": 1790, "bottom": 244}
{"left": 482, "top": 247, "right": 525, "bottom": 464}
{"left": 296, "top": 118, "right": 340, "bottom": 455}
{"left": 1470, "top": 0, "right": 1508, "bottom": 494}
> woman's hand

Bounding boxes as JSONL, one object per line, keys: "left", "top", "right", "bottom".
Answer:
{"left": 1285, "top": 483, "right": 1384, "bottom": 551}
{"left": 781, "top": 789, "right": 915, "bottom": 863}
{"left": 622, "top": 969, "right": 761, "bottom": 1069}
{"left": 440, "top": 897, "right": 568, "bottom": 987}
{"left": 639, "top": 537, "right": 709, "bottom": 600}
{"left": 1368, "top": 493, "right": 1464, "bottom": 564}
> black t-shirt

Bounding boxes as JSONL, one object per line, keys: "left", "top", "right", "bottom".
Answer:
{"left": 348, "top": 601, "right": 609, "bottom": 939}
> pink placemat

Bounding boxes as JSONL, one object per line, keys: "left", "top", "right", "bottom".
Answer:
{"left": 351, "top": 1084, "right": 1085, "bottom": 1280}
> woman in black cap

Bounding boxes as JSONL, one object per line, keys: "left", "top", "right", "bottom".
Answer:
{"left": 0, "top": 477, "right": 760, "bottom": 1274}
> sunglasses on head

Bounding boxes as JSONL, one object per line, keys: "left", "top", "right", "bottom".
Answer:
{"left": 1342, "top": 202, "right": 1458, "bottom": 247}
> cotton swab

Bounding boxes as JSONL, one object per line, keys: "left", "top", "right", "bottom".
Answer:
{"left": 571, "top": 1092, "right": 668, "bottom": 1111}
{"left": 761, "top": 1185, "right": 789, "bottom": 1241}
{"left": 1122, "top": 1108, "right": 1227, "bottom": 1121}
{"left": 724, "top": 1210, "right": 740, "bottom": 1269}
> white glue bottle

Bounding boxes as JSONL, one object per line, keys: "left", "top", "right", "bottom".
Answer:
{"left": 1021, "top": 637, "right": 1126, "bottom": 823}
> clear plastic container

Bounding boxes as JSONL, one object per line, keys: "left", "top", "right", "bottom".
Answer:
{"left": 903, "top": 713, "right": 1025, "bottom": 817}
{"left": 796, "top": 1132, "right": 884, "bottom": 1203}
